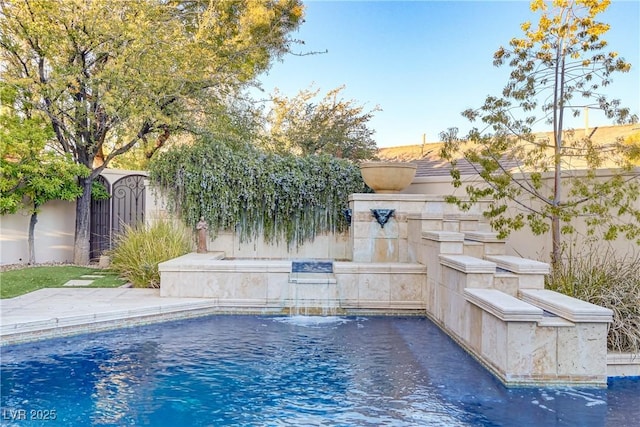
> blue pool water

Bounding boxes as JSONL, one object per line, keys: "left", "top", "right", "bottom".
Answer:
{"left": 1, "top": 316, "right": 639, "bottom": 426}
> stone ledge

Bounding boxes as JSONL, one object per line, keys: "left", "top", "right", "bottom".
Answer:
{"left": 520, "top": 289, "right": 613, "bottom": 323}
{"left": 1, "top": 299, "right": 224, "bottom": 344}
{"left": 422, "top": 231, "right": 465, "bottom": 242}
{"left": 289, "top": 273, "right": 337, "bottom": 284}
{"left": 334, "top": 262, "right": 426, "bottom": 274}
{"left": 485, "top": 255, "right": 550, "bottom": 274}
{"left": 538, "top": 312, "right": 574, "bottom": 327}
{"left": 607, "top": 352, "right": 640, "bottom": 365}
{"left": 464, "top": 288, "right": 543, "bottom": 321}
{"left": 464, "top": 231, "right": 504, "bottom": 243}
{"left": 440, "top": 255, "right": 496, "bottom": 273}
{"left": 348, "top": 193, "right": 434, "bottom": 202}
{"left": 344, "top": 300, "right": 425, "bottom": 310}
{"left": 159, "top": 254, "right": 291, "bottom": 273}
{"left": 443, "top": 213, "right": 483, "bottom": 221}
{"left": 607, "top": 352, "right": 640, "bottom": 378}
{"left": 407, "top": 213, "right": 443, "bottom": 220}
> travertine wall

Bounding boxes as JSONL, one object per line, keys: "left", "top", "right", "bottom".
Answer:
{"left": 158, "top": 193, "right": 614, "bottom": 385}
{"left": 159, "top": 254, "right": 427, "bottom": 313}
{"left": 406, "top": 212, "right": 611, "bottom": 385}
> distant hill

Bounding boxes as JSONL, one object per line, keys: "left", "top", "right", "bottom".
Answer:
{"left": 377, "top": 124, "right": 639, "bottom": 177}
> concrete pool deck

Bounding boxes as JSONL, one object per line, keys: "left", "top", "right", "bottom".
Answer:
{"left": 0, "top": 287, "right": 256, "bottom": 346}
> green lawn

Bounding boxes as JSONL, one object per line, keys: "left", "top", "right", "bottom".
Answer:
{"left": 0, "top": 266, "right": 127, "bottom": 299}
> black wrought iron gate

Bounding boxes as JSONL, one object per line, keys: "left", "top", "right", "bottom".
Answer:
{"left": 90, "top": 174, "right": 146, "bottom": 260}
{"left": 90, "top": 175, "right": 111, "bottom": 260}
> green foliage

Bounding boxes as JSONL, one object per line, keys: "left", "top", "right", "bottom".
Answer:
{"left": 263, "top": 85, "right": 380, "bottom": 161}
{"left": 149, "top": 138, "right": 366, "bottom": 249}
{"left": 1, "top": 84, "right": 88, "bottom": 215}
{"left": 1, "top": 0, "right": 304, "bottom": 264}
{"left": 109, "top": 220, "right": 193, "bottom": 288}
{"left": 91, "top": 180, "right": 111, "bottom": 201}
{"left": 0, "top": 266, "right": 126, "bottom": 299}
{"left": 622, "top": 132, "right": 640, "bottom": 166}
{"left": 0, "top": 0, "right": 304, "bottom": 171}
{"left": 0, "top": 149, "right": 89, "bottom": 215}
{"left": 1, "top": 83, "right": 90, "bottom": 263}
{"left": 546, "top": 248, "right": 640, "bottom": 353}
{"left": 440, "top": 0, "right": 639, "bottom": 266}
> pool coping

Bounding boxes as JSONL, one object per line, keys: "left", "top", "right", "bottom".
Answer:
{"left": 0, "top": 288, "right": 284, "bottom": 346}
{"left": 1, "top": 288, "right": 639, "bottom": 379}
{"left": 0, "top": 288, "right": 425, "bottom": 346}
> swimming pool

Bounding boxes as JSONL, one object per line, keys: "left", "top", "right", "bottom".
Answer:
{"left": 1, "top": 316, "right": 638, "bottom": 426}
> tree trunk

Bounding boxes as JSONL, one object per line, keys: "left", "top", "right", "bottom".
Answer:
{"left": 73, "top": 177, "right": 93, "bottom": 265}
{"left": 27, "top": 207, "right": 38, "bottom": 265}
{"left": 550, "top": 39, "right": 567, "bottom": 270}
{"left": 551, "top": 214, "right": 561, "bottom": 269}
{"left": 145, "top": 126, "right": 171, "bottom": 159}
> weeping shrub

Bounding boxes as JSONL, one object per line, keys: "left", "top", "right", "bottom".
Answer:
{"left": 149, "top": 138, "right": 367, "bottom": 248}
{"left": 109, "top": 220, "right": 193, "bottom": 288}
{"left": 546, "top": 249, "right": 640, "bottom": 354}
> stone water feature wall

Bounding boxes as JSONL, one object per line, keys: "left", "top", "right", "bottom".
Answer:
{"left": 348, "top": 193, "right": 613, "bottom": 386}
{"left": 159, "top": 254, "right": 427, "bottom": 315}
{"left": 159, "top": 193, "right": 613, "bottom": 386}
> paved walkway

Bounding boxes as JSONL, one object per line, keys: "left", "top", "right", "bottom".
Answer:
{"left": 0, "top": 288, "right": 223, "bottom": 345}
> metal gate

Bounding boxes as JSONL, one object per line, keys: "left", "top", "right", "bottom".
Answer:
{"left": 112, "top": 174, "right": 146, "bottom": 236}
{"left": 90, "top": 175, "right": 111, "bottom": 260}
{"left": 90, "top": 174, "right": 146, "bottom": 260}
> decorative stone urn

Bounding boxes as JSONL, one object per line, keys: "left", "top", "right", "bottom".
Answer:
{"left": 359, "top": 161, "right": 417, "bottom": 193}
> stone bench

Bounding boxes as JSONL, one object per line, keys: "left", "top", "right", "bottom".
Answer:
{"left": 485, "top": 255, "right": 549, "bottom": 289}
{"left": 439, "top": 254, "right": 497, "bottom": 291}
{"left": 464, "top": 288, "right": 543, "bottom": 321}
{"left": 519, "top": 289, "right": 613, "bottom": 323}
{"left": 464, "top": 231, "right": 506, "bottom": 257}
{"left": 439, "top": 254, "right": 496, "bottom": 273}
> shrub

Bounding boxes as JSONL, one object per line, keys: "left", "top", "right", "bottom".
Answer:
{"left": 546, "top": 250, "right": 640, "bottom": 354}
{"left": 149, "top": 137, "right": 367, "bottom": 249}
{"left": 109, "top": 220, "right": 193, "bottom": 288}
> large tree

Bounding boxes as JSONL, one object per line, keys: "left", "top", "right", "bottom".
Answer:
{"left": 110, "top": 94, "right": 264, "bottom": 170}
{"left": 0, "top": 85, "right": 89, "bottom": 264}
{"left": 0, "top": 0, "right": 303, "bottom": 264}
{"left": 440, "top": 0, "right": 639, "bottom": 267}
{"left": 264, "top": 85, "right": 379, "bottom": 161}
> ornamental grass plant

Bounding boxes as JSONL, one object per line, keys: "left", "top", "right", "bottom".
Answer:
{"left": 546, "top": 249, "right": 640, "bottom": 354}
{"left": 109, "top": 219, "right": 193, "bottom": 288}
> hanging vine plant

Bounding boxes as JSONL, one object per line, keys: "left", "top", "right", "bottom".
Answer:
{"left": 149, "top": 137, "right": 368, "bottom": 248}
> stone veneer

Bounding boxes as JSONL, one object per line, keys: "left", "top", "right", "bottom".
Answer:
{"left": 159, "top": 253, "right": 427, "bottom": 314}
{"left": 160, "top": 193, "right": 617, "bottom": 386}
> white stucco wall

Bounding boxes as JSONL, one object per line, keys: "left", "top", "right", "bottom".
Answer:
{"left": 0, "top": 200, "right": 76, "bottom": 265}
{"left": 3, "top": 166, "right": 638, "bottom": 266}
{"left": 405, "top": 167, "right": 640, "bottom": 263}
{"left": 0, "top": 169, "right": 149, "bottom": 266}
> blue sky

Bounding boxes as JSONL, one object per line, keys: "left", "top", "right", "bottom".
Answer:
{"left": 255, "top": 0, "right": 640, "bottom": 147}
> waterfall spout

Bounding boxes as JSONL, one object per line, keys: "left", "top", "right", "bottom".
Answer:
{"left": 371, "top": 209, "right": 395, "bottom": 228}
